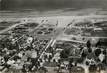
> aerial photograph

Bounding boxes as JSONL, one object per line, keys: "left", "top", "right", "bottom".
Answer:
{"left": 0, "top": 0, "right": 107, "bottom": 73}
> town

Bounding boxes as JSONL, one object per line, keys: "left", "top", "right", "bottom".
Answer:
{"left": 0, "top": 16, "right": 107, "bottom": 73}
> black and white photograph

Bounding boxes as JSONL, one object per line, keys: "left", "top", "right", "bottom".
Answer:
{"left": 0, "top": 0, "right": 107, "bottom": 73}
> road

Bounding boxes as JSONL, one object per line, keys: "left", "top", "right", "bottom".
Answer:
{"left": 0, "top": 21, "right": 23, "bottom": 34}
{"left": 0, "top": 20, "right": 26, "bottom": 40}
{"left": 39, "top": 38, "right": 54, "bottom": 59}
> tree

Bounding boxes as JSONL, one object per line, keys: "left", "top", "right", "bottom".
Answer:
{"left": 60, "top": 48, "right": 70, "bottom": 58}
{"left": 86, "top": 40, "right": 91, "bottom": 49}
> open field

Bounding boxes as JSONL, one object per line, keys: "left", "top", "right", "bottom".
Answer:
{"left": 0, "top": 8, "right": 107, "bottom": 18}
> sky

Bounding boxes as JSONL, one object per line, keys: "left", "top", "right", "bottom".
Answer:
{"left": 0, "top": 0, "right": 107, "bottom": 10}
